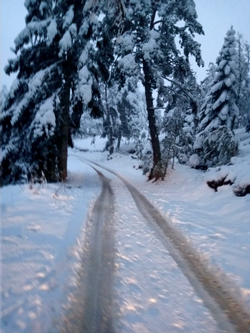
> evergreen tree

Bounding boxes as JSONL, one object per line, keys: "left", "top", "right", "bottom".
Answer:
{"left": 115, "top": 0, "right": 204, "bottom": 179}
{"left": 161, "top": 70, "right": 199, "bottom": 167}
{"left": 116, "top": 77, "right": 147, "bottom": 148}
{"left": 1, "top": 0, "right": 62, "bottom": 184}
{"left": 102, "top": 77, "right": 147, "bottom": 154}
{"left": 235, "top": 36, "right": 250, "bottom": 128}
{"left": 195, "top": 27, "right": 239, "bottom": 167}
{"left": 1, "top": 0, "right": 118, "bottom": 184}
{"left": 0, "top": 85, "right": 8, "bottom": 112}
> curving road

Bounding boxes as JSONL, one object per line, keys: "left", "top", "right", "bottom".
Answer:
{"left": 65, "top": 156, "right": 250, "bottom": 333}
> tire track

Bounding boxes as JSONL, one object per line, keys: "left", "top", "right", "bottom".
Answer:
{"left": 80, "top": 166, "right": 116, "bottom": 333}
{"left": 79, "top": 157, "right": 250, "bottom": 333}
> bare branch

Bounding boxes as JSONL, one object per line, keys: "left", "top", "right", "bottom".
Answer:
{"left": 153, "top": 20, "right": 163, "bottom": 26}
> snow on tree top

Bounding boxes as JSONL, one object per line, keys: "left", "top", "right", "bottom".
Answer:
{"left": 224, "top": 77, "right": 232, "bottom": 87}
{"left": 224, "top": 65, "right": 231, "bottom": 76}
{"left": 218, "top": 103, "right": 229, "bottom": 121}
{"left": 118, "top": 54, "right": 137, "bottom": 72}
{"left": 212, "top": 91, "right": 228, "bottom": 111}
{"left": 117, "top": 34, "right": 134, "bottom": 52}
{"left": 80, "top": 20, "right": 89, "bottom": 36}
{"left": 33, "top": 97, "right": 56, "bottom": 138}
{"left": 24, "top": 0, "right": 37, "bottom": 9}
{"left": 186, "top": 0, "right": 197, "bottom": 17}
{"left": 14, "top": 19, "right": 49, "bottom": 51}
{"left": 39, "top": 1, "right": 48, "bottom": 15}
{"left": 79, "top": 43, "right": 90, "bottom": 66}
{"left": 78, "top": 66, "right": 93, "bottom": 105}
{"left": 47, "top": 19, "right": 57, "bottom": 45}
{"left": 59, "top": 31, "right": 72, "bottom": 56}
{"left": 11, "top": 69, "right": 47, "bottom": 125}
{"left": 9, "top": 79, "right": 20, "bottom": 98}
{"left": 69, "top": 24, "right": 77, "bottom": 37}
{"left": 63, "top": 5, "right": 74, "bottom": 29}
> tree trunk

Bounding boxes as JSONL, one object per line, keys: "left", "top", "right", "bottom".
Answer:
{"left": 117, "top": 129, "right": 122, "bottom": 151}
{"left": 143, "top": 59, "right": 164, "bottom": 180}
{"left": 58, "top": 62, "right": 70, "bottom": 181}
{"left": 105, "top": 85, "right": 114, "bottom": 156}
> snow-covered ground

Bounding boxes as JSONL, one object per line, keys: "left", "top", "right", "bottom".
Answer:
{"left": 1, "top": 162, "right": 101, "bottom": 332}
{"left": 1, "top": 131, "right": 250, "bottom": 332}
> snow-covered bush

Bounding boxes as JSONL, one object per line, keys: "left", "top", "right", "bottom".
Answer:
{"left": 195, "top": 126, "right": 238, "bottom": 167}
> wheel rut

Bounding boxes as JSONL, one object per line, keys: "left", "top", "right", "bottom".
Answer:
{"left": 81, "top": 166, "right": 116, "bottom": 333}
{"left": 78, "top": 157, "right": 250, "bottom": 333}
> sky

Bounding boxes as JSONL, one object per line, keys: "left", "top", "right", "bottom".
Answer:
{"left": 1, "top": 0, "right": 250, "bottom": 89}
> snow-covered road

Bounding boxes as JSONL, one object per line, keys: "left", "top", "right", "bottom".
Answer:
{"left": 75, "top": 158, "right": 249, "bottom": 333}
{"left": 1, "top": 135, "right": 250, "bottom": 333}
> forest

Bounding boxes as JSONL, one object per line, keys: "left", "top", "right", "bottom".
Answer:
{"left": 1, "top": 1, "right": 250, "bottom": 332}
{"left": 1, "top": 0, "right": 250, "bottom": 187}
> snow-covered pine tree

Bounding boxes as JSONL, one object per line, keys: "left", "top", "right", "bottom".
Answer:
{"left": 1, "top": 0, "right": 62, "bottom": 184}
{"left": 195, "top": 27, "right": 239, "bottom": 167}
{"left": 1, "top": 0, "right": 118, "bottom": 184}
{"left": 115, "top": 0, "right": 204, "bottom": 180}
{"left": 199, "top": 62, "right": 217, "bottom": 109}
{"left": 161, "top": 69, "right": 199, "bottom": 167}
{"left": 72, "top": 0, "right": 126, "bottom": 154}
{"left": 0, "top": 86, "right": 8, "bottom": 112}
{"left": 101, "top": 77, "right": 147, "bottom": 154}
{"left": 116, "top": 77, "right": 147, "bottom": 149}
{"left": 235, "top": 36, "right": 250, "bottom": 128}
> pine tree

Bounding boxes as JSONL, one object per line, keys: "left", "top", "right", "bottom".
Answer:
{"left": 161, "top": 70, "right": 199, "bottom": 167}
{"left": 115, "top": 0, "right": 204, "bottom": 180}
{"left": 1, "top": 0, "right": 118, "bottom": 184}
{"left": 102, "top": 77, "right": 147, "bottom": 154}
{"left": 0, "top": 86, "right": 8, "bottom": 112}
{"left": 195, "top": 27, "right": 239, "bottom": 167}
{"left": 116, "top": 77, "right": 147, "bottom": 149}
{"left": 235, "top": 36, "right": 250, "bottom": 128}
{"left": 1, "top": 0, "right": 61, "bottom": 184}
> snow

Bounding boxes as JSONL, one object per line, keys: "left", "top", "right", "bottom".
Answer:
{"left": 79, "top": 20, "right": 89, "bottom": 36}
{"left": 142, "top": 31, "right": 159, "bottom": 60}
{"left": 10, "top": 70, "right": 44, "bottom": 125}
{"left": 39, "top": 2, "right": 47, "bottom": 15}
{"left": 14, "top": 20, "right": 49, "bottom": 50}
{"left": 1, "top": 130, "right": 250, "bottom": 332}
{"left": 212, "top": 91, "right": 228, "bottom": 110}
{"left": 63, "top": 6, "right": 74, "bottom": 29}
{"left": 117, "top": 34, "right": 134, "bottom": 52}
{"left": 218, "top": 103, "right": 228, "bottom": 120}
{"left": 24, "top": 0, "right": 37, "bottom": 9}
{"left": 33, "top": 97, "right": 56, "bottom": 138}
{"left": 1, "top": 162, "right": 101, "bottom": 332}
{"left": 68, "top": 23, "right": 77, "bottom": 37}
{"left": 206, "top": 129, "right": 250, "bottom": 190}
{"left": 9, "top": 79, "right": 20, "bottom": 98}
{"left": 224, "top": 64, "right": 231, "bottom": 76}
{"left": 118, "top": 54, "right": 137, "bottom": 72}
{"left": 188, "top": 153, "right": 201, "bottom": 167}
{"left": 78, "top": 65, "right": 93, "bottom": 104}
{"left": 224, "top": 77, "right": 232, "bottom": 87}
{"left": 210, "top": 80, "right": 223, "bottom": 94}
{"left": 79, "top": 42, "right": 91, "bottom": 67}
{"left": 47, "top": 19, "right": 57, "bottom": 45}
{"left": 59, "top": 31, "right": 72, "bottom": 55}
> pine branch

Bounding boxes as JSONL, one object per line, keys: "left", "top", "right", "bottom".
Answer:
{"left": 162, "top": 76, "right": 196, "bottom": 103}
